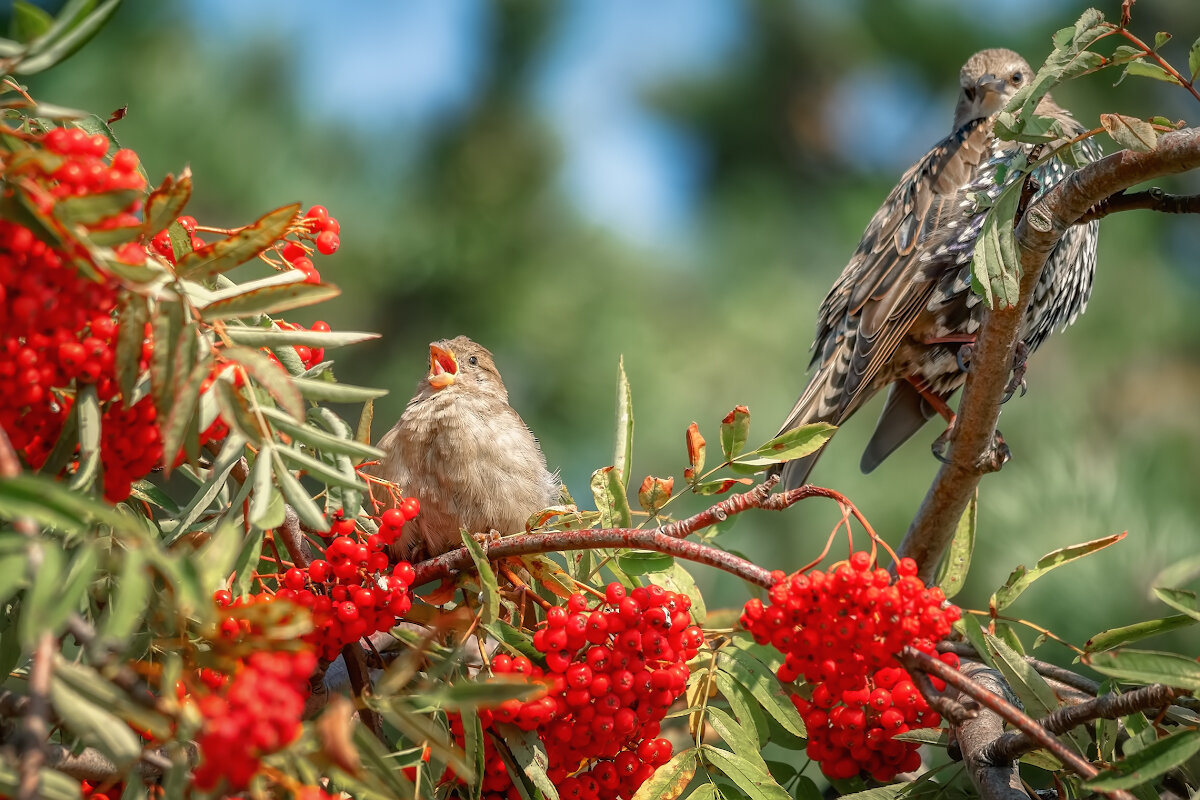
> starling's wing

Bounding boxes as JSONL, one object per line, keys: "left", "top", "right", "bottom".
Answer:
{"left": 773, "top": 119, "right": 994, "bottom": 491}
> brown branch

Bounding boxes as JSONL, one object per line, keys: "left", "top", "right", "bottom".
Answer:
{"left": 278, "top": 505, "right": 312, "bottom": 568}
{"left": 938, "top": 640, "right": 1101, "bottom": 697}
{"left": 658, "top": 476, "right": 777, "bottom": 538}
{"left": 17, "top": 633, "right": 54, "bottom": 800}
{"left": 901, "top": 127, "right": 1200, "bottom": 582}
{"left": 340, "top": 643, "right": 383, "bottom": 742}
{"left": 1076, "top": 188, "right": 1200, "bottom": 225}
{"left": 980, "top": 683, "right": 1183, "bottom": 765}
{"left": 947, "top": 661, "right": 1028, "bottom": 800}
{"left": 899, "top": 648, "right": 1137, "bottom": 800}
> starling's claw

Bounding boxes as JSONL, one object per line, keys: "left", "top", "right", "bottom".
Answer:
{"left": 986, "top": 430, "right": 1012, "bottom": 471}
{"left": 956, "top": 344, "right": 975, "bottom": 373}
{"left": 931, "top": 420, "right": 957, "bottom": 464}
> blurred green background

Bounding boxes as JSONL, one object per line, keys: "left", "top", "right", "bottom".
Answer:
{"left": 13, "top": 0, "right": 1200, "bottom": 656}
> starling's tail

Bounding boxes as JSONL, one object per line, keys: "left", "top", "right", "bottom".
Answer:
{"left": 768, "top": 366, "right": 843, "bottom": 492}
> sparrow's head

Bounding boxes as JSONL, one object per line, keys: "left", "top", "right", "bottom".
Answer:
{"left": 953, "top": 48, "right": 1034, "bottom": 129}
{"left": 421, "top": 335, "right": 508, "bottom": 401}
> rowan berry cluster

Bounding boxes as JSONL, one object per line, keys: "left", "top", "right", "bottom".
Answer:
{"left": 280, "top": 206, "right": 340, "bottom": 283}
{"left": 191, "top": 649, "right": 318, "bottom": 791}
{"left": 273, "top": 505, "right": 420, "bottom": 660}
{"left": 451, "top": 582, "right": 702, "bottom": 800}
{"left": 741, "top": 552, "right": 961, "bottom": 782}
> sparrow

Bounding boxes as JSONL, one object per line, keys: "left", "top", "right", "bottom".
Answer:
{"left": 771, "top": 48, "right": 1099, "bottom": 490}
{"left": 371, "top": 336, "right": 560, "bottom": 559}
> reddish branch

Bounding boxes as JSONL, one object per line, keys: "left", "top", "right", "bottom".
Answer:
{"left": 901, "top": 127, "right": 1200, "bottom": 582}
{"left": 899, "top": 648, "right": 1137, "bottom": 800}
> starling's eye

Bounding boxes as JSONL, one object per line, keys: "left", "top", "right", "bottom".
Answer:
{"left": 468, "top": 356, "right": 478, "bottom": 366}
{"left": 963, "top": 86, "right": 977, "bottom": 102}
{"left": 1011, "top": 71, "right": 1024, "bottom": 85}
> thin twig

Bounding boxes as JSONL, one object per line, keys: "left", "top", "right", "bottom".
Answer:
{"left": 1076, "top": 188, "right": 1200, "bottom": 224}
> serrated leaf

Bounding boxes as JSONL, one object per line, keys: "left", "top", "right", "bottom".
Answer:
{"left": 223, "top": 326, "right": 380, "bottom": 349}
{"left": 720, "top": 405, "right": 751, "bottom": 461}
{"left": 291, "top": 376, "right": 387, "bottom": 403}
{"left": 892, "top": 727, "right": 949, "bottom": 746}
{"left": 231, "top": 527, "right": 264, "bottom": 597}
{"left": 463, "top": 706, "right": 485, "bottom": 800}
{"left": 114, "top": 291, "right": 149, "bottom": 402}
{"left": 708, "top": 706, "right": 766, "bottom": 768}
{"left": 985, "top": 633, "right": 1088, "bottom": 757}
{"left": 1100, "top": 113, "right": 1157, "bottom": 153}
{"left": 1083, "top": 649, "right": 1200, "bottom": 691}
{"left": 1123, "top": 61, "right": 1182, "bottom": 85}
{"left": 1153, "top": 587, "right": 1200, "bottom": 622}
{"left": 140, "top": 169, "right": 192, "bottom": 238}
{"left": 591, "top": 465, "right": 632, "bottom": 529}
{"left": 159, "top": 356, "right": 213, "bottom": 476}
{"left": 991, "top": 532, "right": 1125, "bottom": 610}
{"left": 0, "top": 473, "right": 133, "bottom": 534}
{"left": 834, "top": 783, "right": 914, "bottom": 800}
{"left": 733, "top": 422, "right": 835, "bottom": 466}
{"left": 714, "top": 671, "right": 770, "bottom": 748}
{"left": 970, "top": 176, "right": 1024, "bottom": 310}
{"left": 637, "top": 475, "right": 674, "bottom": 517}
{"left": 1086, "top": 730, "right": 1200, "bottom": 791}
{"left": 98, "top": 547, "right": 150, "bottom": 643}
{"left": 1085, "top": 614, "right": 1197, "bottom": 653}
{"left": 717, "top": 649, "right": 806, "bottom": 738}
{"left": 150, "top": 296, "right": 184, "bottom": 419}
{"left": 177, "top": 204, "right": 299, "bottom": 281}
{"left": 271, "top": 448, "right": 326, "bottom": 531}
{"left": 1190, "top": 36, "right": 1200, "bottom": 81}
{"left": 617, "top": 549, "right": 674, "bottom": 576}
{"left": 495, "top": 724, "right": 558, "bottom": 800}
{"left": 53, "top": 188, "right": 141, "bottom": 226}
{"left": 222, "top": 344, "right": 304, "bottom": 421}
{"left": 522, "top": 554, "right": 575, "bottom": 600}
{"left": 167, "top": 430, "right": 244, "bottom": 541}
{"left": 462, "top": 530, "right": 500, "bottom": 625}
{"left": 199, "top": 279, "right": 340, "bottom": 322}
{"left": 613, "top": 355, "right": 634, "bottom": 490}
{"left": 13, "top": 0, "right": 121, "bottom": 75}
{"left": 278, "top": 444, "right": 363, "bottom": 490}
{"left": 417, "top": 677, "right": 546, "bottom": 712}
{"left": 21, "top": 540, "right": 65, "bottom": 647}
{"left": 632, "top": 747, "right": 697, "bottom": 800}
{"left": 955, "top": 613, "right": 996, "bottom": 671}
{"left": 701, "top": 745, "right": 790, "bottom": 800}
{"left": 50, "top": 670, "right": 141, "bottom": 769}
{"left": 692, "top": 477, "right": 752, "bottom": 495}
{"left": 935, "top": 488, "right": 975, "bottom": 600}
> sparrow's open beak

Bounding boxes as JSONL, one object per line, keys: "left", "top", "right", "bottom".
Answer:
{"left": 428, "top": 344, "right": 458, "bottom": 390}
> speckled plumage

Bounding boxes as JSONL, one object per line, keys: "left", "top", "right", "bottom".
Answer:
{"left": 371, "top": 336, "right": 560, "bottom": 559}
{"left": 774, "top": 49, "right": 1100, "bottom": 490}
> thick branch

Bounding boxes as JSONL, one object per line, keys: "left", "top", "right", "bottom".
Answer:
{"left": 980, "top": 683, "right": 1182, "bottom": 765}
{"left": 340, "top": 643, "right": 383, "bottom": 741}
{"left": 901, "top": 127, "right": 1200, "bottom": 581}
{"left": 950, "top": 661, "right": 1027, "bottom": 800}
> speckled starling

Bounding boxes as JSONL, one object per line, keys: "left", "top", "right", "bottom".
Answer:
{"left": 773, "top": 48, "right": 1100, "bottom": 490}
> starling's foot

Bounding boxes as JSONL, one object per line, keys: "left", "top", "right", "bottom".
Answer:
{"left": 1001, "top": 342, "right": 1030, "bottom": 403}
{"left": 931, "top": 420, "right": 956, "bottom": 464}
{"left": 985, "top": 429, "right": 1012, "bottom": 471}
{"left": 956, "top": 344, "right": 975, "bottom": 373}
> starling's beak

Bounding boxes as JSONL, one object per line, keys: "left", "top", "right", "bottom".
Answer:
{"left": 428, "top": 344, "right": 458, "bottom": 390}
{"left": 977, "top": 73, "right": 1010, "bottom": 103}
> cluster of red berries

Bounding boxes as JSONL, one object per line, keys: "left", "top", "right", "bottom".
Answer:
{"left": 191, "top": 649, "right": 318, "bottom": 791}
{"left": 451, "top": 583, "right": 702, "bottom": 800}
{"left": 148, "top": 214, "right": 204, "bottom": 263}
{"left": 741, "top": 553, "right": 961, "bottom": 782}
{"left": 271, "top": 319, "right": 332, "bottom": 371}
{"left": 76, "top": 780, "right": 128, "bottom": 800}
{"left": 280, "top": 206, "right": 340, "bottom": 284}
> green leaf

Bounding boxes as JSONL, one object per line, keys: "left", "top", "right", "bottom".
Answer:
{"left": 159, "top": 356, "right": 213, "bottom": 476}
{"left": 166, "top": 428, "right": 244, "bottom": 541}
{"left": 1123, "top": 61, "right": 1182, "bottom": 85}
{"left": 716, "top": 648, "right": 806, "bottom": 738}
{"left": 195, "top": 520, "right": 242, "bottom": 596}
{"left": 1153, "top": 587, "right": 1200, "bottom": 622}
{"left": 50, "top": 669, "right": 142, "bottom": 769}
{"left": 13, "top": 0, "right": 121, "bottom": 75}
{"left": 1085, "top": 730, "right": 1200, "bottom": 791}
{"left": 48, "top": 542, "right": 98, "bottom": 635}
{"left": 1153, "top": 32, "right": 1171, "bottom": 49}
{"left": 0, "top": 473, "right": 133, "bottom": 533}
{"left": 935, "top": 488, "right": 975, "bottom": 600}
{"left": 720, "top": 405, "right": 751, "bottom": 461}
{"left": 222, "top": 345, "right": 305, "bottom": 421}
{"left": 199, "top": 278, "right": 340, "bottom": 322}
{"left": 701, "top": 745, "right": 790, "bottom": 800}
{"left": 9, "top": 2, "right": 54, "bottom": 42}
{"left": 632, "top": 747, "right": 697, "bottom": 800}
{"left": 271, "top": 448, "right": 327, "bottom": 531}
{"left": 591, "top": 465, "right": 632, "bottom": 529}
{"left": 1084, "top": 649, "right": 1200, "bottom": 691}
{"left": 140, "top": 169, "right": 193, "bottom": 238}
{"left": 991, "top": 533, "right": 1125, "bottom": 611}
{"left": 177, "top": 204, "right": 299, "bottom": 281}
{"left": 1190, "top": 36, "right": 1200, "bottom": 81}
{"left": 1085, "top": 615, "right": 1197, "bottom": 653}
{"left": 416, "top": 677, "right": 546, "bottom": 711}
{"left": 223, "top": 325, "right": 380, "bottom": 350}
{"left": 0, "top": 763, "right": 83, "bottom": 800}
{"left": 462, "top": 530, "right": 500, "bottom": 625}
{"left": 714, "top": 671, "right": 770, "bottom": 749}
{"left": 970, "top": 176, "right": 1023, "bottom": 310}
{"left": 985, "top": 632, "right": 1090, "bottom": 757}
{"left": 684, "top": 785, "right": 720, "bottom": 800}
{"left": 613, "top": 355, "right": 634, "bottom": 490}
{"left": 617, "top": 549, "right": 674, "bottom": 576}
{"left": 1100, "top": 113, "right": 1157, "bottom": 153}
{"left": 215, "top": 377, "right": 263, "bottom": 445}
{"left": 53, "top": 188, "right": 141, "bottom": 226}
{"left": 248, "top": 450, "right": 284, "bottom": 529}
{"left": 692, "top": 477, "right": 752, "bottom": 494}
{"left": 732, "top": 422, "right": 835, "bottom": 467}
{"left": 231, "top": 528, "right": 264, "bottom": 597}
{"left": 892, "top": 727, "right": 949, "bottom": 746}
{"left": 647, "top": 562, "right": 707, "bottom": 623}
{"left": 496, "top": 724, "right": 558, "bottom": 800}
{"left": 21, "top": 540, "right": 65, "bottom": 648}
{"left": 0, "top": 548, "right": 27, "bottom": 609}
{"left": 68, "top": 382, "right": 101, "bottom": 493}
{"left": 99, "top": 548, "right": 150, "bottom": 643}
{"left": 352, "top": 723, "right": 418, "bottom": 797}
{"left": 955, "top": 614, "right": 996, "bottom": 671}
{"left": 278, "top": 444, "right": 363, "bottom": 491}
{"left": 707, "top": 706, "right": 766, "bottom": 768}
{"left": 482, "top": 620, "right": 542, "bottom": 663}
{"left": 114, "top": 291, "right": 149, "bottom": 402}
{"left": 463, "top": 707, "right": 485, "bottom": 800}
{"left": 291, "top": 376, "right": 387, "bottom": 403}
{"left": 149, "top": 296, "right": 184, "bottom": 420}
{"left": 260, "top": 407, "right": 383, "bottom": 461}
{"left": 833, "top": 783, "right": 914, "bottom": 800}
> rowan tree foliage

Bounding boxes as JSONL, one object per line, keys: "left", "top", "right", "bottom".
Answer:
{"left": 0, "top": 4, "right": 1198, "bottom": 800}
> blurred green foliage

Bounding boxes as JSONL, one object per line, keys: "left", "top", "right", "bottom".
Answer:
{"left": 19, "top": 0, "right": 1200, "bottom": 656}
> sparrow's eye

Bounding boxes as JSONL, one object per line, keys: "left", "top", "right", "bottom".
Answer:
{"left": 468, "top": 356, "right": 478, "bottom": 366}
